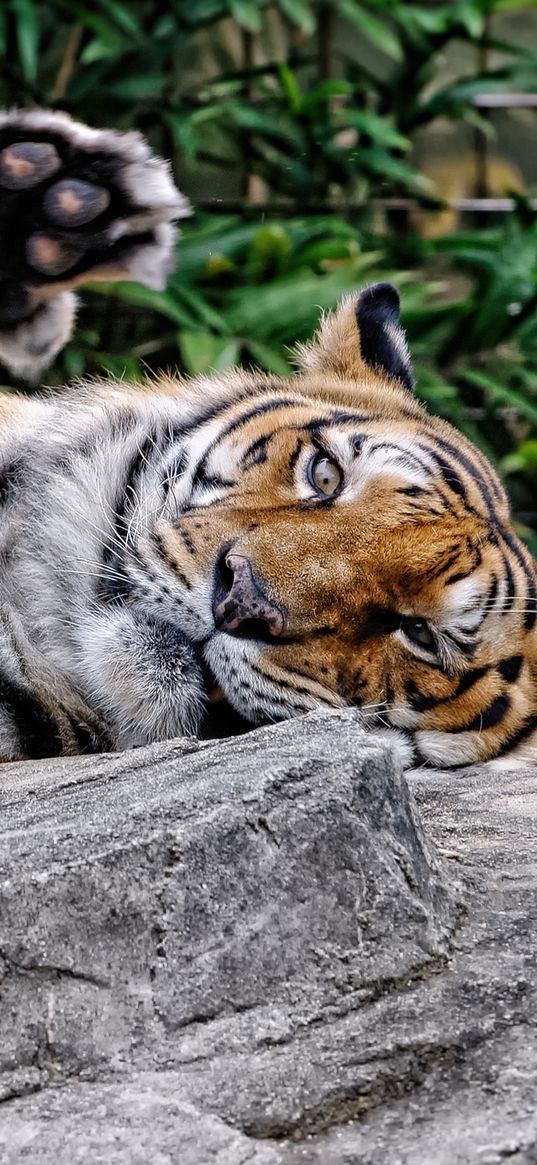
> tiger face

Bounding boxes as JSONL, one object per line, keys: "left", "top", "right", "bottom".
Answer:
{"left": 127, "top": 284, "right": 537, "bottom": 769}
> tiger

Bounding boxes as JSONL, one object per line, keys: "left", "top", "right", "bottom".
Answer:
{"left": 0, "top": 109, "right": 535, "bottom": 770}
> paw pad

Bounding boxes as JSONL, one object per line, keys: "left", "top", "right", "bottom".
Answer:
{"left": 43, "top": 178, "right": 111, "bottom": 227}
{"left": 0, "top": 108, "right": 189, "bottom": 371}
{"left": 0, "top": 141, "right": 60, "bottom": 188}
{"left": 26, "top": 234, "right": 83, "bottom": 276}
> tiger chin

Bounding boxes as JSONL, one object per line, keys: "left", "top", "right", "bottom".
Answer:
{"left": 0, "top": 109, "right": 535, "bottom": 770}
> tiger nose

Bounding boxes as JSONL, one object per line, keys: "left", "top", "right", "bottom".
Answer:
{"left": 213, "top": 553, "right": 285, "bottom": 638}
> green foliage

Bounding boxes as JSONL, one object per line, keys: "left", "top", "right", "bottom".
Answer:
{"left": 2, "top": 0, "right": 535, "bottom": 203}
{"left": 55, "top": 208, "right": 535, "bottom": 541}
{"left": 1, "top": 0, "right": 536, "bottom": 537}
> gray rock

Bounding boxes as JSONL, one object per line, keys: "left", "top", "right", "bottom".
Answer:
{"left": 281, "top": 765, "right": 537, "bottom": 1163}
{"left": 0, "top": 1082, "right": 282, "bottom": 1165}
{"left": 0, "top": 710, "right": 536, "bottom": 1163}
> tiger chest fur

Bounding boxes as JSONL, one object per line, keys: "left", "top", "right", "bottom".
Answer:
{"left": 0, "top": 110, "right": 536, "bottom": 768}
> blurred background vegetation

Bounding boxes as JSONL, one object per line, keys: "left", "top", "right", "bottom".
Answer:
{"left": 0, "top": 0, "right": 536, "bottom": 545}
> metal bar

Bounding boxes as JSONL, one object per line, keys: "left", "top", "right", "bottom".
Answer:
{"left": 473, "top": 93, "right": 537, "bottom": 107}
{"left": 374, "top": 197, "right": 537, "bottom": 211}
{"left": 193, "top": 197, "right": 537, "bottom": 213}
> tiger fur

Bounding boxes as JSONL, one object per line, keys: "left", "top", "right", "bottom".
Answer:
{"left": 0, "top": 110, "right": 536, "bottom": 769}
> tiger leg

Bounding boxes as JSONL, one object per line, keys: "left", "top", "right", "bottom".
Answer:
{"left": 0, "top": 607, "right": 113, "bottom": 760}
{"left": 73, "top": 605, "right": 206, "bottom": 749}
{"left": 0, "top": 108, "right": 188, "bottom": 379}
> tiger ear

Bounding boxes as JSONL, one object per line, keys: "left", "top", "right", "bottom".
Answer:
{"left": 296, "top": 282, "right": 414, "bottom": 392}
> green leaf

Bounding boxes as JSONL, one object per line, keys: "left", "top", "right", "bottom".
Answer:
{"left": 491, "top": 0, "right": 537, "bottom": 9}
{"left": 11, "top": 0, "right": 40, "bottom": 83}
{"left": 105, "top": 73, "right": 167, "bottom": 99}
{"left": 359, "top": 146, "right": 434, "bottom": 194}
{"left": 179, "top": 0, "right": 227, "bottom": 26}
{"left": 179, "top": 330, "right": 240, "bottom": 375}
{"left": 459, "top": 105, "right": 498, "bottom": 141}
{"left": 246, "top": 225, "right": 292, "bottom": 280}
{"left": 418, "top": 70, "right": 527, "bottom": 122}
{"left": 0, "top": 7, "right": 7, "bottom": 55}
{"left": 95, "top": 352, "right": 142, "bottom": 380}
{"left": 278, "top": 63, "right": 302, "bottom": 113}
{"left": 276, "top": 0, "right": 315, "bottom": 34}
{"left": 174, "top": 284, "right": 229, "bottom": 332}
{"left": 229, "top": 104, "right": 303, "bottom": 151}
{"left": 300, "top": 79, "right": 355, "bottom": 111}
{"left": 63, "top": 349, "right": 86, "bottom": 379}
{"left": 173, "top": 219, "right": 264, "bottom": 280}
{"left": 62, "top": 2, "right": 127, "bottom": 48}
{"left": 338, "top": 1, "right": 403, "bottom": 60}
{"left": 246, "top": 338, "right": 293, "bottom": 375}
{"left": 501, "top": 441, "right": 537, "bottom": 474}
{"left": 164, "top": 111, "right": 198, "bottom": 158}
{"left": 393, "top": 4, "right": 449, "bottom": 37}
{"left": 223, "top": 258, "right": 377, "bottom": 342}
{"left": 229, "top": 0, "right": 263, "bottom": 33}
{"left": 95, "top": 0, "right": 142, "bottom": 36}
{"left": 344, "top": 109, "right": 410, "bottom": 151}
{"left": 462, "top": 369, "right": 537, "bottom": 428}
{"left": 295, "top": 238, "right": 357, "bottom": 267}
{"left": 452, "top": 1, "right": 484, "bottom": 40}
{"left": 87, "top": 282, "right": 197, "bottom": 328}
{"left": 80, "top": 36, "right": 123, "bottom": 63}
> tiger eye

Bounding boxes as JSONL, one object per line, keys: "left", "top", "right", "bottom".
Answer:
{"left": 309, "top": 454, "right": 342, "bottom": 497}
{"left": 401, "top": 616, "right": 436, "bottom": 652}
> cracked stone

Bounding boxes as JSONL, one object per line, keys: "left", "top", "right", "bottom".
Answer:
{"left": 0, "top": 710, "right": 536, "bottom": 1161}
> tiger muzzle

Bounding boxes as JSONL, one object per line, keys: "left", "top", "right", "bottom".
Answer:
{"left": 213, "top": 552, "right": 285, "bottom": 639}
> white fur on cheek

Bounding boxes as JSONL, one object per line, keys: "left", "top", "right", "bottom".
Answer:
{"left": 203, "top": 634, "right": 343, "bottom": 724}
{"left": 441, "top": 577, "right": 482, "bottom": 621}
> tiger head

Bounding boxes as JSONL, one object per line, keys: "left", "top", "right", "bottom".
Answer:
{"left": 136, "top": 283, "right": 537, "bottom": 768}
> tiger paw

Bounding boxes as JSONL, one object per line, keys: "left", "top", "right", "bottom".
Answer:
{"left": 0, "top": 108, "right": 189, "bottom": 377}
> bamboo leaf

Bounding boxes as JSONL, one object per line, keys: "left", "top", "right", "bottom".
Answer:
{"left": 0, "top": 8, "right": 7, "bottom": 55}
{"left": 338, "top": 1, "right": 403, "bottom": 60}
{"left": 462, "top": 369, "right": 537, "bottom": 427}
{"left": 11, "top": 0, "right": 40, "bottom": 82}
{"left": 105, "top": 73, "right": 167, "bottom": 99}
{"left": 86, "top": 283, "right": 199, "bottom": 328}
{"left": 344, "top": 109, "right": 410, "bottom": 150}
{"left": 276, "top": 0, "right": 315, "bottom": 34}
{"left": 247, "top": 338, "right": 293, "bottom": 374}
{"left": 95, "top": 0, "right": 141, "bottom": 37}
{"left": 179, "top": 330, "right": 240, "bottom": 375}
{"left": 228, "top": 0, "right": 263, "bottom": 33}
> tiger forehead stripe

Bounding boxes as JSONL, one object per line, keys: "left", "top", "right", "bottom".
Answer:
{"left": 437, "top": 429, "right": 505, "bottom": 504}
{"left": 295, "top": 411, "right": 378, "bottom": 431}
{"left": 500, "top": 550, "right": 516, "bottom": 612}
{"left": 365, "top": 440, "right": 433, "bottom": 477}
{"left": 499, "top": 525, "right": 537, "bottom": 618}
{"left": 192, "top": 396, "right": 308, "bottom": 483}
{"left": 170, "top": 380, "right": 289, "bottom": 439}
{"left": 422, "top": 434, "right": 503, "bottom": 524}
{"left": 193, "top": 401, "right": 386, "bottom": 484}
{"left": 240, "top": 433, "right": 273, "bottom": 468}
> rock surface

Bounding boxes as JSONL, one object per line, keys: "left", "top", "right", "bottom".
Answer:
{"left": 0, "top": 710, "right": 536, "bottom": 1163}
